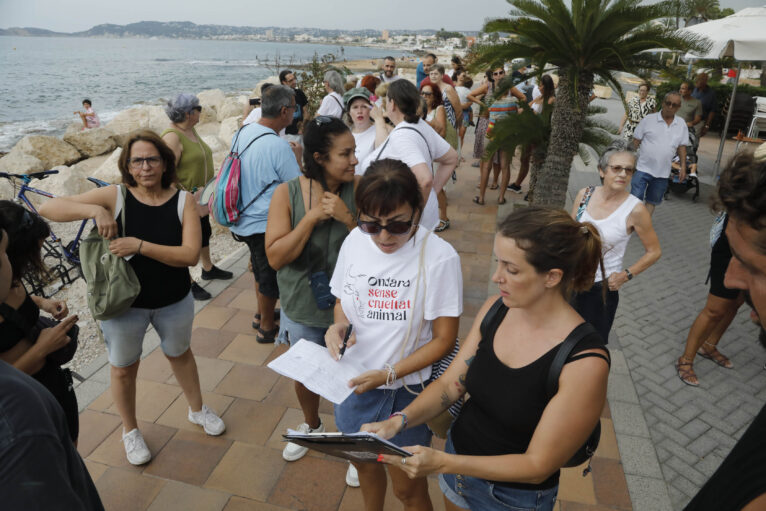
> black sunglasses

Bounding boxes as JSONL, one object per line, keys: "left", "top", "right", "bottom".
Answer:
{"left": 357, "top": 212, "right": 415, "bottom": 236}
{"left": 314, "top": 115, "right": 333, "bottom": 126}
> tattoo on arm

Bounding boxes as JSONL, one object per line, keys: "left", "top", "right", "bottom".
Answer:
{"left": 465, "top": 356, "right": 475, "bottom": 367}
{"left": 440, "top": 392, "right": 451, "bottom": 409}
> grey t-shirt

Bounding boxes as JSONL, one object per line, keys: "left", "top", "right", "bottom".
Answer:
{"left": 679, "top": 97, "right": 703, "bottom": 133}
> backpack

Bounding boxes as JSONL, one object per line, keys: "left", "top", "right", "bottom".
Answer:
{"left": 208, "top": 128, "right": 276, "bottom": 227}
{"left": 79, "top": 185, "right": 141, "bottom": 321}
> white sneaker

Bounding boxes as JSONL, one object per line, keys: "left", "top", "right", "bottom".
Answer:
{"left": 346, "top": 463, "right": 360, "bottom": 487}
{"left": 188, "top": 405, "right": 226, "bottom": 436}
{"left": 283, "top": 421, "right": 324, "bottom": 461}
{"left": 122, "top": 428, "right": 151, "bottom": 465}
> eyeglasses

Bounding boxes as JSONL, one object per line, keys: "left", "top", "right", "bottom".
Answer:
{"left": 607, "top": 164, "right": 635, "bottom": 174}
{"left": 664, "top": 100, "right": 681, "bottom": 108}
{"left": 129, "top": 157, "right": 162, "bottom": 169}
{"left": 314, "top": 115, "right": 333, "bottom": 126}
{"left": 357, "top": 213, "right": 415, "bottom": 236}
{"left": 493, "top": 70, "right": 505, "bottom": 76}
{"left": 420, "top": 91, "right": 433, "bottom": 97}
{"left": 192, "top": 106, "right": 202, "bottom": 112}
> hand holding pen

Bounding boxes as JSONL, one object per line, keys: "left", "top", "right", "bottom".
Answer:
{"left": 338, "top": 324, "right": 353, "bottom": 360}
{"left": 326, "top": 322, "right": 355, "bottom": 361}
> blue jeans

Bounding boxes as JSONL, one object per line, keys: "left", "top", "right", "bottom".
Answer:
{"left": 276, "top": 310, "right": 327, "bottom": 348}
{"left": 439, "top": 433, "right": 558, "bottom": 510}
{"left": 100, "top": 291, "right": 194, "bottom": 367}
{"left": 630, "top": 170, "right": 668, "bottom": 205}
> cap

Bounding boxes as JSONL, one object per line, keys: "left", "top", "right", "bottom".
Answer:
{"left": 343, "top": 87, "right": 372, "bottom": 110}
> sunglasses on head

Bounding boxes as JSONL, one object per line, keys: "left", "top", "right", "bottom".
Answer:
{"left": 357, "top": 212, "right": 415, "bottom": 236}
{"left": 314, "top": 115, "right": 333, "bottom": 126}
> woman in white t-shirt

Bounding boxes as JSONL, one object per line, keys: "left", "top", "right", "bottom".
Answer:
{"left": 357, "top": 79, "right": 459, "bottom": 232}
{"left": 342, "top": 87, "right": 389, "bottom": 164}
{"left": 316, "top": 70, "right": 345, "bottom": 119}
{"left": 326, "top": 159, "right": 462, "bottom": 511}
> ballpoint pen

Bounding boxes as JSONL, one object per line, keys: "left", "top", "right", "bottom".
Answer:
{"left": 338, "top": 324, "right": 353, "bottom": 360}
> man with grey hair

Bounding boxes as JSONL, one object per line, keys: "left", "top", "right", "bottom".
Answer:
{"left": 316, "top": 70, "right": 345, "bottom": 118}
{"left": 631, "top": 91, "right": 689, "bottom": 215}
{"left": 230, "top": 85, "right": 301, "bottom": 343}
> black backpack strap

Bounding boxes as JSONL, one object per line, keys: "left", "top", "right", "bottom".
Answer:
{"left": 546, "top": 322, "right": 602, "bottom": 399}
{"left": 331, "top": 94, "right": 345, "bottom": 113}
{"left": 479, "top": 297, "right": 507, "bottom": 340}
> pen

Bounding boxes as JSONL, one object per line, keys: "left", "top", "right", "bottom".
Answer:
{"left": 338, "top": 324, "right": 353, "bottom": 360}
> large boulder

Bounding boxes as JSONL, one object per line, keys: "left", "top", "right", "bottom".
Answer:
{"left": 63, "top": 127, "right": 117, "bottom": 157}
{"left": 0, "top": 150, "right": 44, "bottom": 175}
{"left": 199, "top": 105, "right": 217, "bottom": 124}
{"left": 212, "top": 150, "right": 227, "bottom": 171}
{"left": 64, "top": 122, "right": 84, "bottom": 138}
{"left": 31, "top": 165, "right": 93, "bottom": 197}
{"left": 106, "top": 105, "right": 171, "bottom": 146}
{"left": 13, "top": 135, "right": 81, "bottom": 168}
{"left": 218, "top": 117, "right": 241, "bottom": 148}
{"left": 217, "top": 96, "right": 247, "bottom": 122}
{"left": 201, "top": 135, "right": 226, "bottom": 154}
{"left": 252, "top": 76, "right": 280, "bottom": 97}
{"left": 195, "top": 122, "right": 221, "bottom": 138}
{"left": 90, "top": 147, "right": 123, "bottom": 184}
{"left": 197, "top": 89, "right": 226, "bottom": 114}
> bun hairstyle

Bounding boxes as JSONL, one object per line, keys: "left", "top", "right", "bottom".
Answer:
{"left": 0, "top": 201, "right": 51, "bottom": 283}
{"left": 387, "top": 80, "right": 421, "bottom": 123}
{"left": 355, "top": 158, "right": 424, "bottom": 222}
{"left": 497, "top": 206, "right": 604, "bottom": 297}
{"left": 302, "top": 116, "right": 351, "bottom": 190}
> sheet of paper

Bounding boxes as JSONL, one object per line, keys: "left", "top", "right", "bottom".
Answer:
{"left": 267, "top": 339, "right": 368, "bottom": 404}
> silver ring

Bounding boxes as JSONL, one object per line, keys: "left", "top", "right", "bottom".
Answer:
{"left": 401, "top": 457, "right": 407, "bottom": 465}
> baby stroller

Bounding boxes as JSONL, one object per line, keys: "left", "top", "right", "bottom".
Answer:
{"left": 666, "top": 131, "right": 700, "bottom": 202}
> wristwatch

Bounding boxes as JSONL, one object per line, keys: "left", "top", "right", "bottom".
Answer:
{"left": 624, "top": 268, "right": 634, "bottom": 280}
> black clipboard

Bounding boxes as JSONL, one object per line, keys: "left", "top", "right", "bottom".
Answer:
{"left": 282, "top": 432, "right": 412, "bottom": 463}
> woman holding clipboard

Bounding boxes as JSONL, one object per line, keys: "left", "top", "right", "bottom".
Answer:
{"left": 326, "top": 159, "right": 463, "bottom": 510}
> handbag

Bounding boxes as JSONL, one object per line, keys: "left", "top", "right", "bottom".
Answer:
{"left": 0, "top": 303, "right": 79, "bottom": 365}
{"left": 79, "top": 185, "right": 141, "bottom": 321}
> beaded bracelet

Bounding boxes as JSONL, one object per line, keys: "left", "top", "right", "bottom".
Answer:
{"left": 389, "top": 411, "right": 408, "bottom": 432}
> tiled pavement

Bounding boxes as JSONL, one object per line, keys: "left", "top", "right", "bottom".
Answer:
{"left": 73, "top": 144, "right": 635, "bottom": 510}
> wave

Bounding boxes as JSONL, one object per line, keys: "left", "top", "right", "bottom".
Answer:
{"left": 183, "top": 59, "right": 271, "bottom": 67}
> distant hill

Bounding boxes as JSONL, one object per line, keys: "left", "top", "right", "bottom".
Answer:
{"left": 0, "top": 21, "right": 460, "bottom": 39}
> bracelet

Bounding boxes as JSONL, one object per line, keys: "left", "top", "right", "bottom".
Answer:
{"left": 384, "top": 363, "right": 397, "bottom": 386}
{"left": 624, "top": 268, "right": 633, "bottom": 280}
{"left": 138, "top": 240, "right": 144, "bottom": 255}
{"left": 389, "top": 412, "right": 408, "bottom": 432}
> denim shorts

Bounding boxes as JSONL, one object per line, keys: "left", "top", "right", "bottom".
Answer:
{"left": 100, "top": 292, "right": 194, "bottom": 367}
{"left": 630, "top": 170, "right": 668, "bottom": 205}
{"left": 439, "top": 433, "right": 558, "bottom": 511}
{"left": 276, "top": 310, "right": 327, "bottom": 347}
{"left": 335, "top": 383, "right": 432, "bottom": 448}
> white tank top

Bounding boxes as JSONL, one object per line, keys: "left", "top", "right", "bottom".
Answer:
{"left": 581, "top": 193, "right": 641, "bottom": 283}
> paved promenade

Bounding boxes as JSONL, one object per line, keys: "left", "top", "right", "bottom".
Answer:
{"left": 73, "top": 143, "right": 635, "bottom": 510}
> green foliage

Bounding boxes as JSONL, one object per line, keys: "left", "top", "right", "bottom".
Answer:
{"left": 295, "top": 53, "right": 350, "bottom": 119}
{"left": 436, "top": 29, "right": 465, "bottom": 41}
{"left": 656, "top": 80, "right": 766, "bottom": 130}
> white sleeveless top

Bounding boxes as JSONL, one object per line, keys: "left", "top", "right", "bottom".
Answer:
{"left": 581, "top": 193, "right": 641, "bottom": 283}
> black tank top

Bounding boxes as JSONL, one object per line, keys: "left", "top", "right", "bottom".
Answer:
{"left": 119, "top": 189, "right": 191, "bottom": 309}
{"left": 450, "top": 302, "right": 608, "bottom": 491}
{"left": 0, "top": 295, "right": 39, "bottom": 352}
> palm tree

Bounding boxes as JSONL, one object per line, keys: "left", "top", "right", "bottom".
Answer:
{"left": 470, "top": 0, "right": 708, "bottom": 207}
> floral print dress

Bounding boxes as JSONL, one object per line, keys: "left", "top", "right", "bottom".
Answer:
{"left": 622, "top": 96, "right": 656, "bottom": 140}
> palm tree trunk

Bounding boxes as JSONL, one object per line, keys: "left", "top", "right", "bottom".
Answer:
{"left": 532, "top": 70, "right": 593, "bottom": 208}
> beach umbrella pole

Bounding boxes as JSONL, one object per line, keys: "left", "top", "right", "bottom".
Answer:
{"left": 714, "top": 62, "right": 742, "bottom": 179}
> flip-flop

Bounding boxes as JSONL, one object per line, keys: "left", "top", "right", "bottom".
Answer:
{"left": 435, "top": 219, "right": 450, "bottom": 232}
{"left": 473, "top": 196, "right": 485, "bottom": 205}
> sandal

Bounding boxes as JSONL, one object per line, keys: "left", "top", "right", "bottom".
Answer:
{"left": 697, "top": 342, "right": 734, "bottom": 369}
{"left": 473, "top": 196, "right": 485, "bottom": 205}
{"left": 489, "top": 183, "right": 499, "bottom": 190}
{"left": 676, "top": 358, "right": 699, "bottom": 387}
{"left": 252, "top": 309, "right": 280, "bottom": 330}
{"left": 255, "top": 326, "right": 279, "bottom": 344}
{"left": 435, "top": 219, "right": 450, "bottom": 232}
{"left": 498, "top": 197, "right": 507, "bottom": 205}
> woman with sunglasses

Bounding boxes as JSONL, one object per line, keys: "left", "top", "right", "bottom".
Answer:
{"left": 162, "top": 93, "right": 231, "bottom": 301}
{"left": 40, "top": 131, "right": 225, "bottom": 465}
{"left": 0, "top": 202, "right": 80, "bottom": 443}
{"left": 571, "top": 140, "right": 661, "bottom": 343}
{"left": 325, "top": 158, "right": 462, "bottom": 510}
{"left": 265, "top": 116, "right": 359, "bottom": 467}
{"left": 421, "top": 82, "right": 457, "bottom": 232}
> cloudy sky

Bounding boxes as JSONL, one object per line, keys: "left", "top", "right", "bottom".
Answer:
{"left": 0, "top": 0, "right": 762, "bottom": 32}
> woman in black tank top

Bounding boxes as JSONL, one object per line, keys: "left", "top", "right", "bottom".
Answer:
{"left": 362, "top": 207, "right": 611, "bottom": 511}
{"left": 40, "top": 131, "right": 226, "bottom": 466}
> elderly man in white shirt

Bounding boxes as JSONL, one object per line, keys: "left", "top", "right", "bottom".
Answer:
{"left": 631, "top": 91, "right": 689, "bottom": 215}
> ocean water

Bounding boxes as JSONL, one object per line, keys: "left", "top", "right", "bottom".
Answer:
{"left": 0, "top": 36, "right": 404, "bottom": 151}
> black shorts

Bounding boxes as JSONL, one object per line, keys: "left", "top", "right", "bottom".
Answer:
{"left": 33, "top": 362, "right": 79, "bottom": 442}
{"left": 234, "top": 232, "right": 279, "bottom": 299}
{"left": 200, "top": 215, "right": 212, "bottom": 248}
{"left": 709, "top": 248, "right": 739, "bottom": 300}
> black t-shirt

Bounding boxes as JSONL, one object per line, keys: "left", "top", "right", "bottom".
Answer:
{"left": 451, "top": 301, "right": 608, "bottom": 490}
{"left": 0, "top": 361, "right": 104, "bottom": 510}
{"left": 684, "top": 402, "right": 766, "bottom": 510}
{"left": 286, "top": 88, "right": 308, "bottom": 135}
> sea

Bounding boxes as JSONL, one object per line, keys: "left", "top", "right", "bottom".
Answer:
{"left": 0, "top": 36, "right": 407, "bottom": 152}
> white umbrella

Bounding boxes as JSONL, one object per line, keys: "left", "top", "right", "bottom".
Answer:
{"left": 679, "top": 6, "right": 766, "bottom": 177}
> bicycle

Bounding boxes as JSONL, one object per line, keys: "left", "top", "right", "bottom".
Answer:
{"left": 0, "top": 170, "right": 110, "bottom": 297}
